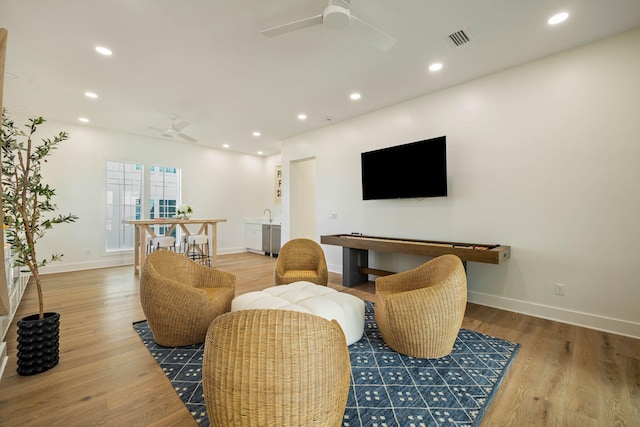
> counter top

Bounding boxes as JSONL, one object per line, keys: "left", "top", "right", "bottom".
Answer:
{"left": 246, "top": 219, "right": 281, "bottom": 226}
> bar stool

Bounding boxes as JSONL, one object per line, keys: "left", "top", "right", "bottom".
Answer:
{"left": 184, "top": 234, "right": 210, "bottom": 266}
{"left": 149, "top": 236, "right": 176, "bottom": 253}
{"left": 145, "top": 235, "right": 153, "bottom": 255}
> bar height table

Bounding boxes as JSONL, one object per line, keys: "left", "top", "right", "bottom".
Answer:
{"left": 128, "top": 218, "right": 227, "bottom": 274}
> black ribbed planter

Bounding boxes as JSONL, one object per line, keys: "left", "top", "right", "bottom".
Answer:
{"left": 16, "top": 312, "right": 60, "bottom": 376}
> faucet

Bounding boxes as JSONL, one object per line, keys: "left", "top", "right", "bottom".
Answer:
{"left": 263, "top": 208, "right": 272, "bottom": 223}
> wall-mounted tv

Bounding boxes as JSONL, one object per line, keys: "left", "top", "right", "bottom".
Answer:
{"left": 361, "top": 136, "right": 447, "bottom": 200}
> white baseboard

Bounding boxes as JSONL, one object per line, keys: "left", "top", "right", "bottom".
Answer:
{"left": 219, "top": 247, "right": 254, "bottom": 255}
{"left": 328, "top": 263, "right": 343, "bottom": 275}
{"left": 40, "top": 257, "right": 133, "bottom": 274}
{"left": 39, "top": 255, "right": 639, "bottom": 339}
{"left": 468, "top": 290, "right": 640, "bottom": 339}
{"left": 39, "top": 247, "right": 262, "bottom": 275}
{"left": 328, "top": 263, "right": 639, "bottom": 339}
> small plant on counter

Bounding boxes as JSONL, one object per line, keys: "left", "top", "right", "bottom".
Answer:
{"left": 177, "top": 203, "right": 193, "bottom": 219}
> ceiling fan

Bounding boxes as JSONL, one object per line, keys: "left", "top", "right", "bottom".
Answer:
{"left": 149, "top": 117, "right": 197, "bottom": 143}
{"left": 261, "top": 0, "right": 396, "bottom": 52}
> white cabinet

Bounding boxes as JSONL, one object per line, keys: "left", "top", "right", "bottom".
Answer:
{"left": 1, "top": 251, "right": 29, "bottom": 381}
{"left": 245, "top": 222, "right": 263, "bottom": 253}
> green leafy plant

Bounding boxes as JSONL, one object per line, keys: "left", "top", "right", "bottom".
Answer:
{"left": 1, "top": 110, "right": 78, "bottom": 319}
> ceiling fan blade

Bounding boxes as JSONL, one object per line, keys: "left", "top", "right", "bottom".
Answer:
{"left": 351, "top": 15, "right": 396, "bottom": 52}
{"left": 178, "top": 133, "right": 198, "bottom": 143}
{"left": 261, "top": 14, "right": 323, "bottom": 37}
{"left": 149, "top": 126, "right": 165, "bottom": 132}
{"left": 173, "top": 119, "right": 190, "bottom": 131}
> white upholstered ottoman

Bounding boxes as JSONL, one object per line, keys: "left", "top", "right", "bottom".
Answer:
{"left": 231, "top": 281, "right": 365, "bottom": 345}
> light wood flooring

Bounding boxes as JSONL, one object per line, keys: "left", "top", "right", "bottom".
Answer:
{"left": 0, "top": 252, "right": 638, "bottom": 426}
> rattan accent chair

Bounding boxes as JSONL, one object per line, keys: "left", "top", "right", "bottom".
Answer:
{"left": 203, "top": 309, "right": 351, "bottom": 427}
{"left": 375, "top": 254, "right": 467, "bottom": 358}
{"left": 140, "top": 250, "right": 236, "bottom": 347}
{"left": 274, "top": 238, "right": 328, "bottom": 286}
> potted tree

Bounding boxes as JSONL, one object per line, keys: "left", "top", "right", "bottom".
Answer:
{"left": 1, "top": 110, "right": 78, "bottom": 375}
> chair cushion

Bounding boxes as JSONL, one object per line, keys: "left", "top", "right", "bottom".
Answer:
{"left": 282, "top": 270, "right": 321, "bottom": 281}
{"left": 284, "top": 253, "right": 318, "bottom": 270}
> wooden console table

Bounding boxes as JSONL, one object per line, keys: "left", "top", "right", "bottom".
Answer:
{"left": 321, "top": 234, "right": 510, "bottom": 286}
{"left": 128, "top": 218, "right": 226, "bottom": 274}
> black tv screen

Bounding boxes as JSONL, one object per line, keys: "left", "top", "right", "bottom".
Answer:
{"left": 361, "top": 136, "right": 447, "bottom": 200}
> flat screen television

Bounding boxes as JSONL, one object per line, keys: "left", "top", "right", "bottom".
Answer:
{"left": 361, "top": 136, "right": 447, "bottom": 200}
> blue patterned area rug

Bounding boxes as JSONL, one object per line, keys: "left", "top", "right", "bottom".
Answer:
{"left": 134, "top": 301, "right": 519, "bottom": 427}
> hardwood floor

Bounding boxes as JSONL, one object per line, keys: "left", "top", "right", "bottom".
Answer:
{"left": 0, "top": 252, "right": 637, "bottom": 426}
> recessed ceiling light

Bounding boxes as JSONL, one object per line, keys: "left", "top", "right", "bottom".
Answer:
{"left": 297, "top": 113, "right": 307, "bottom": 120}
{"left": 548, "top": 12, "right": 569, "bottom": 25}
{"left": 222, "top": 144, "right": 230, "bottom": 148}
{"left": 429, "top": 63, "right": 443, "bottom": 72}
{"left": 252, "top": 131, "right": 261, "bottom": 137}
{"left": 79, "top": 117, "right": 90, "bottom": 123}
{"left": 350, "top": 93, "right": 361, "bottom": 101}
{"left": 257, "top": 151, "right": 264, "bottom": 155}
{"left": 95, "top": 46, "right": 112, "bottom": 56}
{"left": 84, "top": 91, "right": 98, "bottom": 99}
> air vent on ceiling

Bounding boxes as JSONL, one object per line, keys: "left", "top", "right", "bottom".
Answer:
{"left": 446, "top": 29, "right": 471, "bottom": 47}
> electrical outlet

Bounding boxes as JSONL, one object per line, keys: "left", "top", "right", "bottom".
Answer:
{"left": 554, "top": 283, "right": 566, "bottom": 296}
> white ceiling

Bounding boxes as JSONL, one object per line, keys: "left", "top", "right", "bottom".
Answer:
{"left": 2, "top": 0, "right": 640, "bottom": 156}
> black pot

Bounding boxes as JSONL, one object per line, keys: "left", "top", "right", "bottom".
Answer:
{"left": 16, "top": 312, "right": 60, "bottom": 376}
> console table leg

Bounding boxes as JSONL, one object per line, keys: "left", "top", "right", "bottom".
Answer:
{"left": 343, "top": 248, "right": 369, "bottom": 287}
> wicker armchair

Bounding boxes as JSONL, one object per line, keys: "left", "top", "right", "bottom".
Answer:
{"left": 140, "top": 250, "right": 236, "bottom": 347}
{"left": 203, "top": 309, "right": 351, "bottom": 427}
{"left": 375, "top": 254, "right": 467, "bottom": 358}
{"left": 274, "top": 238, "right": 328, "bottom": 286}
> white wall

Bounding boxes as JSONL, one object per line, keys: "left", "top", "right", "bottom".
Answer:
{"left": 290, "top": 157, "right": 317, "bottom": 239}
{"left": 261, "top": 154, "right": 283, "bottom": 221}
{"left": 281, "top": 29, "right": 640, "bottom": 338}
{"left": 11, "top": 119, "right": 279, "bottom": 273}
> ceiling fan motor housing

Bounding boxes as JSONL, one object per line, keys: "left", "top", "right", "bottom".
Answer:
{"left": 323, "top": 4, "right": 351, "bottom": 29}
